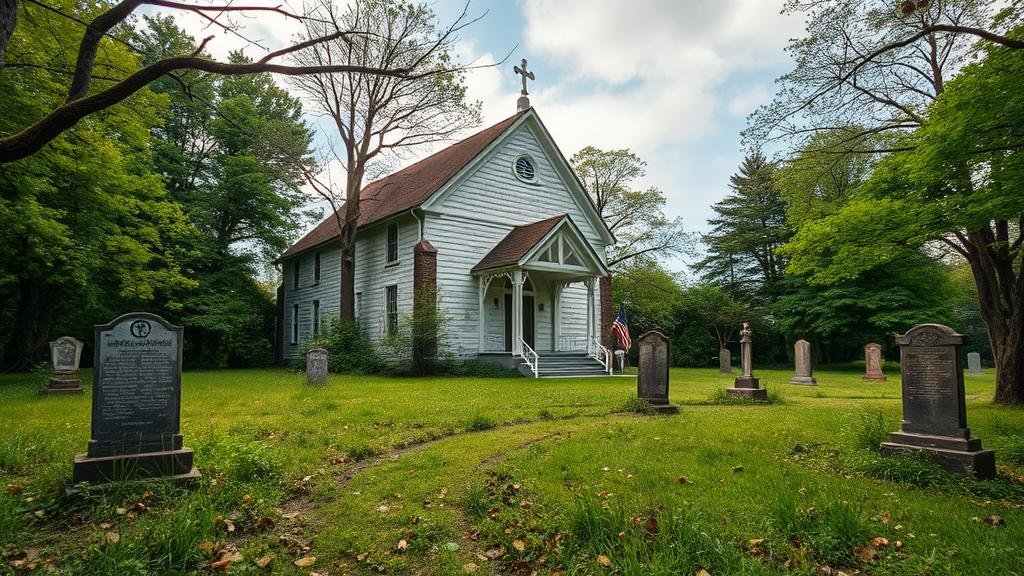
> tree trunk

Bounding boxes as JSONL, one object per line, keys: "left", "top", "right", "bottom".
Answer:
{"left": 2, "top": 277, "right": 55, "bottom": 372}
{"left": 0, "top": 0, "right": 17, "bottom": 69}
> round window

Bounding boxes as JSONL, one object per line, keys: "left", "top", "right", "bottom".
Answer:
{"left": 514, "top": 155, "right": 537, "bottom": 182}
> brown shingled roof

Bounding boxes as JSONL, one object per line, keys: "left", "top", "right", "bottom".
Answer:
{"left": 471, "top": 214, "right": 567, "bottom": 273}
{"left": 278, "top": 110, "right": 528, "bottom": 261}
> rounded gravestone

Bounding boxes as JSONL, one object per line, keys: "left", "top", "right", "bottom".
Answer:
{"left": 306, "top": 347, "right": 329, "bottom": 386}
{"left": 789, "top": 339, "right": 817, "bottom": 385}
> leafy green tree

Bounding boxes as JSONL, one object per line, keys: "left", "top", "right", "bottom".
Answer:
{"left": 782, "top": 33, "right": 1024, "bottom": 403}
{"left": 611, "top": 257, "right": 683, "bottom": 338}
{"left": 0, "top": 1, "right": 191, "bottom": 369}
{"left": 570, "top": 146, "right": 693, "bottom": 269}
{"left": 137, "top": 17, "right": 316, "bottom": 366}
{"left": 695, "top": 152, "right": 790, "bottom": 304}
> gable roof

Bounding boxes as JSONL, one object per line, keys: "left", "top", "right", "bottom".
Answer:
{"left": 471, "top": 214, "right": 567, "bottom": 273}
{"left": 278, "top": 110, "right": 529, "bottom": 261}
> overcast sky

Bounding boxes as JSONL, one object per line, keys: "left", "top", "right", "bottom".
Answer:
{"left": 154, "top": 0, "right": 804, "bottom": 274}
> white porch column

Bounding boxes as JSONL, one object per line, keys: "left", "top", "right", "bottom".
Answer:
{"left": 552, "top": 283, "right": 564, "bottom": 352}
{"left": 478, "top": 276, "right": 486, "bottom": 353}
{"left": 512, "top": 270, "right": 524, "bottom": 356}
{"left": 585, "top": 278, "right": 596, "bottom": 349}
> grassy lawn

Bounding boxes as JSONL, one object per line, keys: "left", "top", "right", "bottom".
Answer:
{"left": 1, "top": 365, "right": 1023, "bottom": 575}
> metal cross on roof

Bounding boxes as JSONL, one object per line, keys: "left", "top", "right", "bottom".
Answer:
{"left": 514, "top": 58, "right": 535, "bottom": 96}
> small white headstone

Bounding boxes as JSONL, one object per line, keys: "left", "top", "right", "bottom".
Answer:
{"left": 307, "top": 348, "right": 329, "bottom": 386}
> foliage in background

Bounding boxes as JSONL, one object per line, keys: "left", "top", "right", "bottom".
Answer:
{"left": 295, "top": 319, "right": 384, "bottom": 375}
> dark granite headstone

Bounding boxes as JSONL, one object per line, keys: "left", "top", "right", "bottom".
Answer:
{"left": 719, "top": 348, "right": 732, "bottom": 373}
{"left": 636, "top": 331, "right": 678, "bottom": 413}
{"left": 727, "top": 322, "right": 767, "bottom": 400}
{"left": 880, "top": 324, "right": 995, "bottom": 478}
{"left": 71, "top": 313, "right": 198, "bottom": 486}
{"left": 863, "top": 343, "right": 887, "bottom": 381}
{"left": 306, "top": 347, "right": 329, "bottom": 385}
{"left": 44, "top": 336, "right": 84, "bottom": 395}
{"left": 967, "top": 352, "right": 982, "bottom": 375}
{"left": 789, "top": 339, "right": 817, "bottom": 385}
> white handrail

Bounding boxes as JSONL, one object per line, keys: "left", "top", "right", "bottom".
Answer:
{"left": 519, "top": 338, "right": 539, "bottom": 378}
{"left": 590, "top": 337, "right": 613, "bottom": 375}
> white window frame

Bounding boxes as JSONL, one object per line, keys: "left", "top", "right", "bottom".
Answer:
{"left": 312, "top": 300, "right": 320, "bottom": 336}
{"left": 291, "top": 304, "right": 299, "bottom": 344}
{"left": 386, "top": 222, "right": 399, "bottom": 265}
{"left": 513, "top": 154, "right": 538, "bottom": 184}
{"left": 385, "top": 284, "right": 398, "bottom": 335}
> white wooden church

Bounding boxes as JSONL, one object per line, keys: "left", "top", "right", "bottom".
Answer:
{"left": 276, "top": 83, "right": 616, "bottom": 377}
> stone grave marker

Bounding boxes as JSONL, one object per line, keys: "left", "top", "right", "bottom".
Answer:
{"left": 72, "top": 312, "right": 199, "bottom": 487}
{"left": 880, "top": 323, "right": 995, "bottom": 478}
{"left": 306, "top": 347, "right": 329, "bottom": 385}
{"left": 967, "top": 352, "right": 982, "bottom": 375}
{"left": 44, "top": 336, "right": 84, "bottom": 395}
{"left": 863, "top": 343, "right": 887, "bottom": 381}
{"left": 789, "top": 339, "right": 817, "bottom": 385}
{"left": 636, "top": 330, "right": 678, "bottom": 413}
{"left": 719, "top": 348, "right": 732, "bottom": 373}
{"left": 727, "top": 322, "right": 768, "bottom": 400}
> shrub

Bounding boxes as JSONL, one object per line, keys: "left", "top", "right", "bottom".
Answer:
{"left": 619, "top": 397, "right": 656, "bottom": 415}
{"left": 295, "top": 319, "right": 383, "bottom": 374}
{"left": 466, "top": 414, "right": 497, "bottom": 432}
{"left": 848, "top": 406, "right": 892, "bottom": 451}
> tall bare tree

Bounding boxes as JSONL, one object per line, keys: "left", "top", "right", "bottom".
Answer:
{"left": 0, "top": 0, "right": 455, "bottom": 163}
{"left": 570, "top": 146, "right": 692, "bottom": 269}
{"left": 291, "top": 0, "right": 481, "bottom": 322}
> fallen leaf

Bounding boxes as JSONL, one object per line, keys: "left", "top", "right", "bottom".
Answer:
{"left": 5, "top": 483, "right": 22, "bottom": 495}
{"left": 210, "top": 558, "right": 232, "bottom": 570}
{"left": 677, "top": 475, "right": 690, "bottom": 484}
{"left": 104, "top": 531, "right": 120, "bottom": 544}
{"left": 645, "top": 516, "right": 659, "bottom": 534}
{"left": 197, "top": 540, "right": 219, "bottom": 553}
{"left": 293, "top": 556, "right": 316, "bottom": 567}
{"left": 871, "top": 537, "right": 890, "bottom": 547}
{"left": 601, "top": 466, "right": 610, "bottom": 472}
{"left": 463, "top": 563, "right": 479, "bottom": 573}
{"left": 597, "top": 554, "right": 612, "bottom": 567}
{"left": 484, "top": 546, "right": 504, "bottom": 559}
{"left": 874, "top": 510, "right": 891, "bottom": 524}
{"left": 513, "top": 539, "right": 526, "bottom": 552}
{"left": 281, "top": 512, "right": 300, "bottom": 520}
{"left": 356, "top": 552, "right": 368, "bottom": 561}
{"left": 747, "top": 539, "right": 767, "bottom": 556}
{"left": 984, "top": 515, "right": 1005, "bottom": 527}
{"left": 256, "top": 555, "right": 272, "bottom": 568}
{"left": 696, "top": 570, "right": 712, "bottom": 576}
{"left": 396, "top": 539, "right": 408, "bottom": 551}
{"left": 376, "top": 504, "right": 390, "bottom": 515}
{"left": 854, "top": 546, "right": 878, "bottom": 562}
{"left": 98, "top": 522, "right": 112, "bottom": 530}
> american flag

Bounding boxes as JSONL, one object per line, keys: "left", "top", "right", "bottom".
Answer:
{"left": 611, "top": 304, "right": 631, "bottom": 352}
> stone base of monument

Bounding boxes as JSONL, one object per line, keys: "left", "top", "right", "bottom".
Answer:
{"left": 644, "top": 399, "right": 679, "bottom": 414}
{"left": 43, "top": 376, "right": 83, "bottom": 395}
{"left": 880, "top": 432, "right": 995, "bottom": 479}
{"left": 727, "top": 376, "right": 768, "bottom": 400}
{"left": 71, "top": 448, "right": 200, "bottom": 488}
{"left": 862, "top": 374, "right": 887, "bottom": 382}
{"left": 789, "top": 376, "right": 817, "bottom": 386}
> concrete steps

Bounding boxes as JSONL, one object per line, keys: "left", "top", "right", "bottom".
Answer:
{"left": 516, "top": 353, "right": 610, "bottom": 378}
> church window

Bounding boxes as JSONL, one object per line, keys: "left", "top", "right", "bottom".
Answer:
{"left": 312, "top": 300, "right": 320, "bottom": 336}
{"left": 386, "top": 285, "right": 398, "bottom": 334}
{"left": 314, "top": 251, "right": 321, "bottom": 284}
{"left": 387, "top": 222, "right": 399, "bottom": 263}
{"left": 514, "top": 155, "right": 537, "bottom": 183}
{"left": 293, "top": 259, "right": 300, "bottom": 290}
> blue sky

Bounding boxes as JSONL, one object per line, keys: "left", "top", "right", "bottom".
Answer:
{"left": 158, "top": 0, "right": 804, "bottom": 275}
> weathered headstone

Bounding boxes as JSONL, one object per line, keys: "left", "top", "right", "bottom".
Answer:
{"left": 306, "top": 347, "right": 329, "bottom": 385}
{"left": 44, "top": 336, "right": 84, "bottom": 395}
{"left": 863, "top": 343, "right": 887, "bottom": 381}
{"left": 880, "top": 324, "right": 995, "bottom": 479}
{"left": 636, "top": 330, "right": 678, "bottom": 413}
{"left": 727, "top": 322, "right": 768, "bottom": 400}
{"left": 72, "top": 313, "right": 199, "bottom": 487}
{"left": 719, "top": 348, "right": 732, "bottom": 373}
{"left": 967, "top": 352, "right": 982, "bottom": 375}
{"left": 789, "top": 339, "right": 817, "bottom": 385}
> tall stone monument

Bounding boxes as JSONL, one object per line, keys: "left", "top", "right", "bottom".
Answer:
{"left": 72, "top": 313, "right": 199, "bottom": 486}
{"left": 863, "top": 343, "right": 887, "bottom": 381}
{"left": 719, "top": 348, "right": 732, "bottom": 373}
{"left": 789, "top": 339, "right": 817, "bottom": 385}
{"left": 44, "top": 336, "right": 84, "bottom": 395}
{"left": 306, "top": 347, "right": 329, "bottom": 386}
{"left": 727, "top": 323, "right": 768, "bottom": 400}
{"left": 636, "top": 330, "right": 678, "bottom": 414}
{"left": 967, "top": 352, "right": 982, "bottom": 375}
{"left": 880, "top": 324, "right": 995, "bottom": 479}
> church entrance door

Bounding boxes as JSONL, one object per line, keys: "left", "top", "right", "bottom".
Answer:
{"left": 504, "top": 294, "right": 535, "bottom": 352}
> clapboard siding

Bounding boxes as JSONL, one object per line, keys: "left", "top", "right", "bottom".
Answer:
{"left": 281, "top": 215, "right": 418, "bottom": 359}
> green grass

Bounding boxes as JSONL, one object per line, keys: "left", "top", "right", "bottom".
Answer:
{"left": 0, "top": 365, "right": 1022, "bottom": 575}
